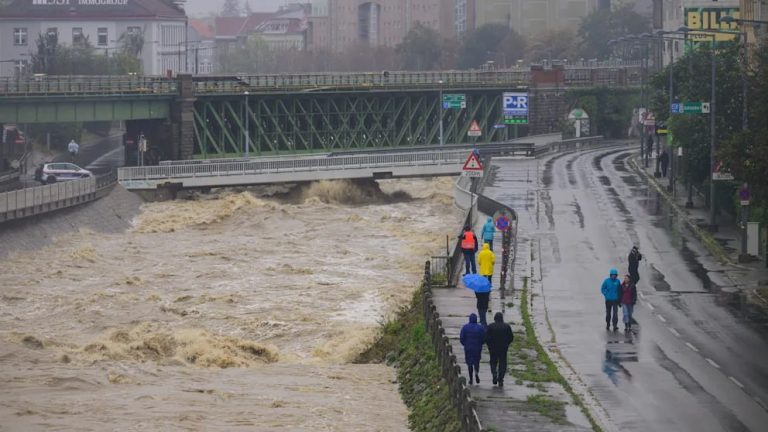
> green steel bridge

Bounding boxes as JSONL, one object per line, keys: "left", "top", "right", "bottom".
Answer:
{"left": 0, "top": 64, "right": 642, "bottom": 160}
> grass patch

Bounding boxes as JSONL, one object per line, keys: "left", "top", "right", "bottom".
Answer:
{"left": 526, "top": 395, "right": 567, "bottom": 424}
{"left": 356, "top": 289, "right": 462, "bottom": 432}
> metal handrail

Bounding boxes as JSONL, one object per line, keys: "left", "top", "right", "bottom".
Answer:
{"left": 119, "top": 149, "right": 471, "bottom": 182}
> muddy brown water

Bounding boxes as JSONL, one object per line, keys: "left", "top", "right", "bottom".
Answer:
{"left": 0, "top": 178, "right": 462, "bottom": 431}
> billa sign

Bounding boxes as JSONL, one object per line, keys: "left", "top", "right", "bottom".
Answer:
{"left": 684, "top": 7, "right": 740, "bottom": 43}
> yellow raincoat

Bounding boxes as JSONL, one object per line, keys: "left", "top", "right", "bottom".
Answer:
{"left": 477, "top": 243, "right": 495, "bottom": 276}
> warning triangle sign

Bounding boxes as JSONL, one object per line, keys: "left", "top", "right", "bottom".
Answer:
{"left": 463, "top": 152, "right": 484, "bottom": 171}
{"left": 469, "top": 120, "right": 481, "bottom": 132}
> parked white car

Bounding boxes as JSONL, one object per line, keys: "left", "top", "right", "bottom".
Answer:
{"left": 35, "top": 163, "right": 93, "bottom": 185}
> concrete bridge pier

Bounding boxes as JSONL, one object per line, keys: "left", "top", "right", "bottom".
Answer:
{"left": 173, "top": 74, "right": 196, "bottom": 161}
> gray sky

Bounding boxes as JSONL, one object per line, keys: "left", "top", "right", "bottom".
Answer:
{"left": 184, "top": 0, "right": 288, "bottom": 18}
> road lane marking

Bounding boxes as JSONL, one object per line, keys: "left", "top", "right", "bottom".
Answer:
{"left": 685, "top": 342, "right": 699, "bottom": 352}
{"left": 638, "top": 292, "right": 646, "bottom": 300}
{"left": 645, "top": 303, "right": 655, "bottom": 311}
{"left": 729, "top": 376, "right": 745, "bottom": 389}
{"left": 657, "top": 314, "right": 667, "bottom": 323}
{"left": 705, "top": 358, "right": 720, "bottom": 369}
{"left": 668, "top": 327, "right": 680, "bottom": 337}
{"left": 755, "top": 397, "right": 767, "bottom": 410}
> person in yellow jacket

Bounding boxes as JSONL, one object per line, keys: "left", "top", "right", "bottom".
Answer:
{"left": 477, "top": 243, "right": 495, "bottom": 285}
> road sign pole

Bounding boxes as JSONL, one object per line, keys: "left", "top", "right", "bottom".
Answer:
{"left": 709, "top": 34, "right": 717, "bottom": 231}
{"left": 439, "top": 85, "right": 444, "bottom": 146}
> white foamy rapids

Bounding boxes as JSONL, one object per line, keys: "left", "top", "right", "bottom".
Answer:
{"left": 0, "top": 177, "right": 461, "bottom": 429}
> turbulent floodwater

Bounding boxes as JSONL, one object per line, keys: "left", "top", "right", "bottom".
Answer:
{"left": 0, "top": 178, "right": 462, "bottom": 431}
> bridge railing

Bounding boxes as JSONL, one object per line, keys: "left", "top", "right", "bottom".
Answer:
{"left": 193, "top": 70, "right": 531, "bottom": 93}
{"left": 0, "top": 75, "right": 177, "bottom": 96}
{"left": 119, "top": 149, "right": 471, "bottom": 182}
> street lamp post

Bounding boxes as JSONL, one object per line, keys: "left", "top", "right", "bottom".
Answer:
{"left": 244, "top": 91, "right": 250, "bottom": 158}
{"left": 438, "top": 80, "right": 444, "bottom": 146}
{"left": 678, "top": 26, "right": 717, "bottom": 230}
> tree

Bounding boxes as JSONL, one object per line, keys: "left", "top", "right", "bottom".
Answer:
{"left": 396, "top": 23, "right": 443, "bottom": 70}
{"left": 526, "top": 29, "right": 578, "bottom": 63}
{"left": 244, "top": 0, "right": 253, "bottom": 15}
{"left": 458, "top": 23, "right": 524, "bottom": 69}
{"left": 218, "top": 36, "right": 275, "bottom": 73}
{"left": 578, "top": 4, "right": 650, "bottom": 60}
{"left": 221, "top": 0, "right": 242, "bottom": 17}
{"left": 119, "top": 30, "right": 145, "bottom": 58}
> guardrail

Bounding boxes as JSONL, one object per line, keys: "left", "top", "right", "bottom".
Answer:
{"left": 119, "top": 149, "right": 473, "bottom": 184}
{"left": 0, "top": 170, "right": 118, "bottom": 224}
{"left": 534, "top": 135, "right": 605, "bottom": 156}
{"left": 0, "top": 75, "right": 178, "bottom": 97}
{"left": 422, "top": 261, "right": 483, "bottom": 432}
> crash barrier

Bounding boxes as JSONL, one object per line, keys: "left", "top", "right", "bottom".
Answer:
{"left": 0, "top": 170, "right": 118, "bottom": 224}
{"left": 422, "top": 261, "right": 484, "bottom": 432}
{"left": 534, "top": 135, "right": 605, "bottom": 157}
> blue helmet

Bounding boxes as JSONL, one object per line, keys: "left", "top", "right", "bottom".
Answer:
{"left": 609, "top": 268, "right": 618, "bottom": 276}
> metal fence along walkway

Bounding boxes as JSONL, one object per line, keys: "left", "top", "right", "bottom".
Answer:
{"left": 118, "top": 146, "right": 534, "bottom": 190}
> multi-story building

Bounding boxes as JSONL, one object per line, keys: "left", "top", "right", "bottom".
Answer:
{"left": 454, "top": 0, "right": 475, "bottom": 37}
{"left": 474, "top": 0, "right": 598, "bottom": 35}
{"left": 657, "top": 0, "right": 740, "bottom": 65}
{"left": 188, "top": 19, "right": 216, "bottom": 74}
{"left": 0, "top": 0, "right": 188, "bottom": 77}
{"left": 307, "top": 0, "right": 455, "bottom": 52}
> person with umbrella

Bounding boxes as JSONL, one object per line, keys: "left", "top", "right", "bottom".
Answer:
{"left": 460, "top": 313, "right": 485, "bottom": 385}
{"left": 463, "top": 274, "right": 491, "bottom": 326}
{"left": 459, "top": 225, "right": 478, "bottom": 275}
{"left": 485, "top": 312, "right": 513, "bottom": 386}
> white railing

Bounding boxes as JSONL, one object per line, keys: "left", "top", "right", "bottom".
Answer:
{"left": 119, "top": 150, "right": 471, "bottom": 183}
{"left": 0, "top": 177, "right": 95, "bottom": 219}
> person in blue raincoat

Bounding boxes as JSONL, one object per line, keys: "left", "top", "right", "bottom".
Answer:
{"left": 481, "top": 217, "right": 496, "bottom": 251}
{"left": 601, "top": 268, "right": 622, "bottom": 331}
{"left": 460, "top": 313, "right": 486, "bottom": 384}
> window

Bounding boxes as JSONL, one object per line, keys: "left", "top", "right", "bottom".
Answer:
{"left": 46, "top": 27, "right": 57, "bottom": 37}
{"left": 13, "top": 28, "right": 27, "bottom": 46}
{"left": 128, "top": 26, "right": 141, "bottom": 35}
{"left": 97, "top": 28, "right": 108, "bottom": 46}
{"left": 14, "top": 60, "right": 28, "bottom": 76}
{"left": 72, "top": 27, "right": 84, "bottom": 46}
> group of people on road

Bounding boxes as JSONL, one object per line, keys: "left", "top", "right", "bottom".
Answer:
{"left": 458, "top": 218, "right": 515, "bottom": 387}
{"left": 600, "top": 246, "right": 642, "bottom": 331}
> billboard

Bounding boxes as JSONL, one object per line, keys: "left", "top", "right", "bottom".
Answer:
{"left": 684, "top": 7, "right": 740, "bottom": 43}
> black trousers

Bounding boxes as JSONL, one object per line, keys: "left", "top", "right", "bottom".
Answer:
{"left": 489, "top": 348, "right": 508, "bottom": 382}
{"left": 629, "top": 270, "right": 640, "bottom": 286}
{"left": 605, "top": 300, "right": 619, "bottom": 327}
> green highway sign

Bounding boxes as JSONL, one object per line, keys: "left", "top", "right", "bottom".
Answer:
{"left": 671, "top": 102, "right": 710, "bottom": 114}
{"left": 504, "top": 116, "right": 529, "bottom": 124}
{"left": 443, "top": 94, "right": 466, "bottom": 109}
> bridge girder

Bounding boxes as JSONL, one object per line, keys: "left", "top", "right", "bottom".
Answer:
{"left": 193, "top": 89, "right": 521, "bottom": 157}
{"left": 0, "top": 98, "right": 171, "bottom": 123}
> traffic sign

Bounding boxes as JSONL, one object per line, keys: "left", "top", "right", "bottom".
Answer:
{"left": 462, "top": 151, "right": 483, "bottom": 171}
{"left": 712, "top": 161, "right": 734, "bottom": 181}
{"left": 503, "top": 92, "right": 529, "bottom": 124}
{"left": 493, "top": 124, "right": 506, "bottom": 129}
{"left": 740, "top": 185, "right": 750, "bottom": 206}
{"left": 671, "top": 102, "right": 710, "bottom": 114}
{"left": 468, "top": 120, "right": 482, "bottom": 137}
{"left": 443, "top": 94, "right": 466, "bottom": 109}
{"left": 495, "top": 215, "right": 510, "bottom": 231}
{"left": 493, "top": 208, "right": 514, "bottom": 231}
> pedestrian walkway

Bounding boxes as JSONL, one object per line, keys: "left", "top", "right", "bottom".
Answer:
{"left": 633, "top": 154, "right": 768, "bottom": 314}
{"left": 431, "top": 157, "right": 593, "bottom": 431}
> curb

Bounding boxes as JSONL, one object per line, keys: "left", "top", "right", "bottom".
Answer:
{"left": 628, "top": 156, "right": 734, "bottom": 266}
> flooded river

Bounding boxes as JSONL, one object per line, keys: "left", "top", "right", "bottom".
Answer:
{"left": 0, "top": 178, "right": 462, "bottom": 431}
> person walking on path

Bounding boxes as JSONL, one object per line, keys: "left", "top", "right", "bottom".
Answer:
{"left": 460, "top": 313, "right": 485, "bottom": 385}
{"left": 481, "top": 217, "right": 496, "bottom": 251}
{"left": 659, "top": 150, "right": 670, "bottom": 178}
{"left": 485, "top": 312, "right": 513, "bottom": 387}
{"left": 620, "top": 275, "right": 638, "bottom": 331}
{"left": 475, "top": 288, "right": 490, "bottom": 327}
{"left": 459, "top": 225, "right": 478, "bottom": 275}
{"left": 477, "top": 243, "right": 495, "bottom": 285}
{"left": 601, "top": 268, "right": 622, "bottom": 331}
{"left": 67, "top": 139, "right": 79, "bottom": 161}
{"left": 628, "top": 246, "right": 643, "bottom": 286}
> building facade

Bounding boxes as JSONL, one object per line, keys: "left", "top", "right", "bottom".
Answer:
{"left": 308, "top": 0, "right": 455, "bottom": 52}
{"left": 0, "top": 0, "right": 188, "bottom": 77}
{"left": 657, "top": 0, "right": 740, "bottom": 65}
{"left": 474, "top": 0, "right": 598, "bottom": 35}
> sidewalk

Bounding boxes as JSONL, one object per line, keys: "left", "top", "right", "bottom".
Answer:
{"left": 632, "top": 154, "right": 768, "bottom": 315}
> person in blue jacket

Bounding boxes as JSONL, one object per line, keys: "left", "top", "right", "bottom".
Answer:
{"left": 601, "top": 268, "right": 622, "bottom": 331}
{"left": 481, "top": 217, "right": 496, "bottom": 251}
{"left": 460, "top": 313, "right": 486, "bottom": 384}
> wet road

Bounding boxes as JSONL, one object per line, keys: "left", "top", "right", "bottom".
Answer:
{"left": 484, "top": 144, "right": 768, "bottom": 431}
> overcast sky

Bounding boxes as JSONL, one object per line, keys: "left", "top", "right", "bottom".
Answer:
{"left": 184, "top": 0, "right": 289, "bottom": 18}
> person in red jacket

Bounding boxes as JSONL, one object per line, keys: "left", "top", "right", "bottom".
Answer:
{"left": 620, "top": 274, "right": 638, "bottom": 331}
{"left": 459, "top": 225, "right": 478, "bottom": 275}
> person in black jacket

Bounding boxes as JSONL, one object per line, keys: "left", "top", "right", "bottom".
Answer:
{"left": 628, "top": 246, "right": 642, "bottom": 286}
{"left": 485, "top": 312, "right": 514, "bottom": 386}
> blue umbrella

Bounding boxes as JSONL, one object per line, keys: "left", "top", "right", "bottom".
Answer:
{"left": 462, "top": 274, "right": 491, "bottom": 293}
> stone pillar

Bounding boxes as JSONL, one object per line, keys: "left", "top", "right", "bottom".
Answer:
{"left": 174, "top": 74, "right": 196, "bottom": 160}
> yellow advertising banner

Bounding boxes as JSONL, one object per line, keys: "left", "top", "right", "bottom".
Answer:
{"left": 684, "top": 7, "right": 741, "bottom": 42}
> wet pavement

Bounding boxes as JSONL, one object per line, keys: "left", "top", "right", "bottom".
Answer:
{"left": 480, "top": 142, "right": 768, "bottom": 431}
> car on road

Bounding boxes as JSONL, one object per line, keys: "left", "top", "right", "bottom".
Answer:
{"left": 35, "top": 162, "right": 93, "bottom": 185}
